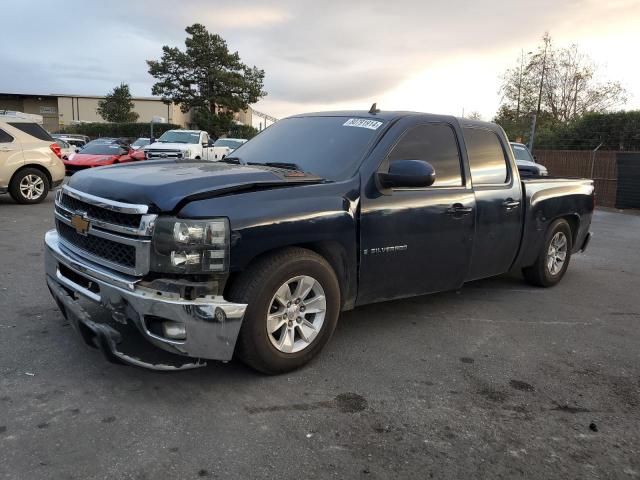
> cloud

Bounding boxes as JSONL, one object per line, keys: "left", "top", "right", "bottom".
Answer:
{"left": 0, "top": 0, "right": 639, "bottom": 119}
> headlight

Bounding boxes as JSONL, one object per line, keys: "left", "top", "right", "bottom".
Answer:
{"left": 151, "top": 217, "right": 229, "bottom": 273}
{"left": 183, "top": 149, "right": 192, "bottom": 159}
{"left": 538, "top": 166, "right": 549, "bottom": 176}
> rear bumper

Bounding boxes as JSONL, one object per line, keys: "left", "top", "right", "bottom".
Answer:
{"left": 44, "top": 230, "right": 247, "bottom": 370}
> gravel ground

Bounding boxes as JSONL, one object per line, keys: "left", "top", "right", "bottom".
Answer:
{"left": 1, "top": 192, "right": 639, "bottom": 479}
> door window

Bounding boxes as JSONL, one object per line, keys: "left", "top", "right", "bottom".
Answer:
{"left": 463, "top": 128, "right": 509, "bottom": 185}
{"left": 0, "top": 129, "right": 14, "bottom": 143}
{"left": 387, "top": 124, "right": 462, "bottom": 187}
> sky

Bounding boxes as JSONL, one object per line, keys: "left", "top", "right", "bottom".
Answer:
{"left": 1, "top": 0, "right": 639, "bottom": 120}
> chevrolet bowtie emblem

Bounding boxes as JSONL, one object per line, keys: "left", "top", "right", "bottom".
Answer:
{"left": 71, "top": 214, "right": 90, "bottom": 236}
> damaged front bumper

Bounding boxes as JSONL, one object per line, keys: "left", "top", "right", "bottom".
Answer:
{"left": 44, "top": 230, "right": 247, "bottom": 370}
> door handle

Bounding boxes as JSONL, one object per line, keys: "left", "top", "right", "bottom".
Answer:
{"left": 446, "top": 204, "right": 473, "bottom": 216}
{"left": 503, "top": 199, "right": 521, "bottom": 210}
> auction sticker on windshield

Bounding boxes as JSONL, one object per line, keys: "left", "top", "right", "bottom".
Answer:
{"left": 343, "top": 118, "right": 383, "bottom": 130}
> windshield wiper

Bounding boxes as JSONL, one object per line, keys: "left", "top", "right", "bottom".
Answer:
{"left": 248, "top": 161, "right": 303, "bottom": 171}
{"left": 219, "top": 156, "right": 243, "bottom": 164}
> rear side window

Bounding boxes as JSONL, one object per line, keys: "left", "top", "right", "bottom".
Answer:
{"left": 8, "top": 122, "right": 53, "bottom": 142}
{"left": 0, "top": 129, "right": 14, "bottom": 143}
{"left": 388, "top": 124, "right": 462, "bottom": 187}
{"left": 463, "top": 128, "right": 509, "bottom": 185}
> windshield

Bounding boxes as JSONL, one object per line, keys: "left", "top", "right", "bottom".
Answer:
{"left": 230, "top": 116, "right": 385, "bottom": 180}
{"left": 132, "top": 138, "right": 150, "bottom": 147}
{"left": 79, "top": 144, "right": 127, "bottom": 155}
{"left": 511, "top": 143, "right": 535, "bottom": 162}
{"left": 214, "top": 139, "right": 244, "bottom": 149}
{"left": 157, "top": 131, "right": 201, "bottom": 144}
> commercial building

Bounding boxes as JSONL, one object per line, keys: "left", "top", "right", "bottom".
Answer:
{"left": 0, "top": 92, "right": 269, "bottom": 133}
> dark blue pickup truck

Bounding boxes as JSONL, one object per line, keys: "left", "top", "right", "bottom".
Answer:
{"left": 45, "top": 110, "right": 594, "bottom": 373}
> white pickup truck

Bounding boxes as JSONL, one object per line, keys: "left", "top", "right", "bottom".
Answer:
{"left": 210, "top": 138, "right": 247, "bottom": 160}
{"left": 144, "top": 129, "right": 215, "bottom": 160}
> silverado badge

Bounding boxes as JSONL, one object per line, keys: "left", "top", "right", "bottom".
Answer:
{"left": 71, "top": 214, "right": 90, "bottom": 236}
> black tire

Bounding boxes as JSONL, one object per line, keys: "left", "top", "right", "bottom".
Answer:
{"left": 9, "top": 168, "right": 50, "bottom": 204}
{"left": 522, "top": 218, "right": 573, "bottom": 287}
{"left": 228, "top": 247, "right": 341, "bottom": 374}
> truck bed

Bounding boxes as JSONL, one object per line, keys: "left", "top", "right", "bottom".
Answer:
{"left": 514, "top": 177, "right": 594, "bottom": 269}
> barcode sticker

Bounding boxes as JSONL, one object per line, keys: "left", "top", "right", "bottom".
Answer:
{"left": 343, "top": 118, "right": 383, "bottom": 130}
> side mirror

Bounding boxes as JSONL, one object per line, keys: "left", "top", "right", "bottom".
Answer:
{"left": 378, "top": 160, "right": 436, "bottom": 189}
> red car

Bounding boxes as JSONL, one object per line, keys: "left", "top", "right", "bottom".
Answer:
{"left": 63, "top": 142, "right": 145, "bottom": 175}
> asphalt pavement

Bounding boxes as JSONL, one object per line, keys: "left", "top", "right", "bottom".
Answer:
{"left": 1, "top": 192, "right": 639, "bottom": 479}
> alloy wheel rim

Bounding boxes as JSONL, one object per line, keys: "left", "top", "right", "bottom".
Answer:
{"left": 19, "top": 174, "right": 45, "bottom": 200}
{"left": 266, "top": 275, "right": 327, "bottom": 353}
{"left": 547, "top": 231, "right": 568, "bottom": 275}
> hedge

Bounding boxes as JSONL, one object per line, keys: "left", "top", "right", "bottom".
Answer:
{"left": 57, "top": 122, "right": 181, "bottom": 140}
{"left": 58, "top": 121, "right": 261, "bottom": 141}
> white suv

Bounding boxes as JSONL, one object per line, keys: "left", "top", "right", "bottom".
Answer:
{"left": 0, "top": 111, "right": 65, "bottom": 204}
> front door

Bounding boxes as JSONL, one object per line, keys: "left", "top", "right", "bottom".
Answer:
{"left": 357, "top": 122, "right": 475, "bottom": 305}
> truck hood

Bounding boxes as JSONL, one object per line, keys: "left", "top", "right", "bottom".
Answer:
{"left": 66, "top": 160, "right": 325, "bottom": 212}
{"left": 144, "top": 142, "right": 193, "bottom": 151}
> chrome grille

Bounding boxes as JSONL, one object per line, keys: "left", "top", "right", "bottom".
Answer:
{"left": 60, "top": 192, "right": 142, "bottom": 228}
{"left": 56, "top": 220, "right": 136, "bottom": 267}
{"left": 145, "top": 149, "right": 183, "bottom": 159}
{"left": 54, "top": 186, "right": 156, "bottom": 276}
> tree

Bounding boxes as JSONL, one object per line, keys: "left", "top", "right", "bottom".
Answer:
{"left": 147, "top": 24, "right": 266, "bottom": 136}
{"left": 495, "top": 34, "right": 627, "bottom": 143}
{"left": 96, "top": 83, "right": 139, "bottom": 123}
{"left": 466, "top": 111, "right": 483, "bottom": 120}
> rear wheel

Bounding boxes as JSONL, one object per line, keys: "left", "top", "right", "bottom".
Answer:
{"left": 523, "top": 218, "right": 572, "bottom": 287}
{"left": 9, "top": 168, "right": 49, "bottom": 204}
{"left": 228, "top": 247, "right": 341, "bottom": 374}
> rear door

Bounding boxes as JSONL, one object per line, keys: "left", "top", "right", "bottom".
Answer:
{"left": 0, "top": 127, "right": 24, "bottom": 187}
{"left": 358, "top": 121, "right": 476, "bottom": 304}
{"left": 462, "top": 126, "right": 523, "bottom": 281}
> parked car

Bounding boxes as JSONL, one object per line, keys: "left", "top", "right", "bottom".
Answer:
{"left": 63, "top": 141, "right": 145, "bottom": 175}
{"left": 44, "top": 110, "right": 593, "bottom": 373}
{"left": 52, "top": 134, "right": 88, "bottom": 150}
{"left": 0, "top": 110, "right": 64, "bottom": 204}
{"left": 510, "top": 142, "right": 548, "bottom": 177}
{"left": 211, "top": 137, "right": 247, "bottom": 160}
{"left": 144, "top": 129, "right": 214, "bottom": 160}
{"left": 131, "top": 138, "right": 151, "bottom": 150}
{"left": 54, "top": 139, "right": 76, "bottom": 159}
{"left": 53, "top": 133, "right": 90, "bottom": 144}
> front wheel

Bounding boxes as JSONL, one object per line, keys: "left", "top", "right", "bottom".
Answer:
{"left": 228, "top": 247, "right": 341, "bottom": 374}
{"left": 523, "top": 218, "right": 573, "bottom": 287}
{"left": 9, "top": 168, "right": 50, "bottom": 204}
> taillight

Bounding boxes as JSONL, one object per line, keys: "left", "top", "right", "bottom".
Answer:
{"left": 50, "top": 143, "right": 62, "bottom": 159}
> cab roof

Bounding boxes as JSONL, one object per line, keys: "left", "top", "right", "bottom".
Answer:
{"left": 290, "top": 110, "right": 499, "bottom": 130}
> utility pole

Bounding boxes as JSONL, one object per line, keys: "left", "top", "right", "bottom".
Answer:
{"left": 530, "top": 35, "right": 550, "bottom": 151}
{"left": 536, "top": 36, "right": 550, "bottom": 117}
{"left": 516, "top": 49, "right": 524, "bottom": 118}
{"left": 528, "top": 114, "right": 537, "bottom": 151}
{"left": 573, "top": 73, "right": 581, "bottom": 119}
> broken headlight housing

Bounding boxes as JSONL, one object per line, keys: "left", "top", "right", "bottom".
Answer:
{"left": 151, "top": 217, "right": 229, "bottom": 274}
